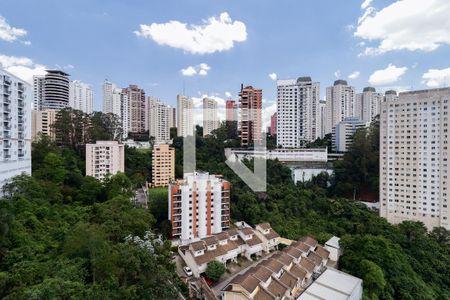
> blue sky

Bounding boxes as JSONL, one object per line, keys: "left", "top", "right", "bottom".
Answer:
{"left": 1, "top": 0, "right": 450, "bottom": 116}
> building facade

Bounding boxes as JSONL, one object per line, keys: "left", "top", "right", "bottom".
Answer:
{"left": 124, "top": 85, "right": 147, "bottom": 133}
{"left": 270, "top": 112, "right": 277, "bottom": 137}
{"left": 319, "top": 100, "right": 327, "bottom": 138}
{"left": 148, "top": 97, "right": 170, "bottom": 143}
{"left": 332, "top": 117, "right": 369, "bottom": 152}
{"left": 355, "top": 87, "right": 383, "bottom": 123}
{"left": 380, "top": 88, "right": 450, "bottom": 230}
{"left": 33, "top": 70, "right": 70, "bottom": 111}
{"left": 239, "top": 85, "right": 262, "bottom": 147}
{"left": 69, "top": 80, "right": 93, "bottom": 114}
{"left": 0, "top": 69, "right": 32, "bottom": 189}
{"left": 325, "top": 80, "right": 355, "bottom": 134}
{"left": 168, "top": 106, "right": 176, "bottom": 129}
{"left": 152, "top": 144, "right": 175, "bottom": 187}
{"left": 31, "top": 110, "right": 57, "bottom": 140}
{"left": 177, "top": 95, "right": 194, "bottom": 137}
{"left": 85, "top": 141, "right": 125, "bottom": 180}
{"left": 226, "top": 100, "right": 238, "bottom": 122}
{"left": 276, "top": 77, "right": 321, "bottom": 147}
{"left": 168, "top": 172, "right": 231, "bottom": 241}
{"left": 102, "top": 80, "right": 129, "bottom": 137}
{"left": 203, "top": 97, "right": 219, "bottom": 136}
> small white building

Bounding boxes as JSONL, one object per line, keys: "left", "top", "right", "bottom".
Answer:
{"left": 325, "top": 236, "right": 341, "bottom": 262}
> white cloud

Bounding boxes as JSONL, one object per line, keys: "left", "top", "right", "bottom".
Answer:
{"left": 225, "top": 92, "right": 232, "bottom": 98}
{"left": 0, "top": 16, "right": 27, "bottom": 42}
{"left": 348, "top": 71, "right": 361, "bottom": 79}
{"left": 22, "top": 40, "right": 31, "bottom": 46}
{"left": 268, "top": 73, "right": 277, "bottom": 81}
{"left": 361, "top": 0, "right": 373, "bottom": 9}
{"left": 0, "top": 54, "right": 46, "bottom": 84}
{"left": 368, "top": 64, "right": 408, "bottom": 86}
{"left": 355, "top": 0, "right": 450, "bottom": 55}
{"left": 422, "top": 68, "right": 450, "bottom": 88}
{"left": 135, "top": 12, "right": 247, "bottom": 54}
{"left": 334, "top": 70, "right": 341, "bottom": 79}
{"left": 180, "top": 63, "right": 211, "bottom": 76}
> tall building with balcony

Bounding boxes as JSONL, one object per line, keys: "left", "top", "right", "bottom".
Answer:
{"left": 380, "top": 88, "right": 450, "bottom": 230}
{"left": 384, "top": 90, "right": 399, "bottom": 102}
{"left": 203, "top": 97, "right": 219, "bottom": 137}
{"left": 355, "top": 87, "right": 383, "bottom": 123}
{"left": 33, "top": 70, "right": 70, "bottom": 111}
{"left": 168, "top": 106, "right": 176, "bottom": 129}
{"left": 325, "top": 80, "right": 355, "bottom": 134}
{"left": 239, "top": 85, "right": 262, "bottom": 147}
{"left": 123, "top": 85, "right": 147, "bottom": 133}
{"left": 148, "top": 97, "right": 170, "bottom": 144}
{"left": 102, "top": 80, "right": 128, "bottom": 137}
{"left": 332, "top": 117, "right": 369, "bottom": 152}
{"left": 168, "top": 172, "right": 231, "bottom": 241}
{"left": 0, "top": 69, "right": 32, "bottom": 189}
{"left": 276, "top": 77, "right": 321, "bottom": 147}
{"left": 270, "top": 112, "right": 277, "bottom": 137}
{"left": 177, "top": 94, "right": 194, "bottom": 137}
{"left": 69, "top": 80, "right": 94, "bottom": 114}
{"left": 31, "top": 110, "right": 57, "bottom": 140}
{"left": 319, "top": 100, "right": 327, "bottom": 138}
{"left": 152, "top": 144, "right": 175, "bottom": 187}
{"left": 85, "top": 141, "right": 124, "bottom": 180}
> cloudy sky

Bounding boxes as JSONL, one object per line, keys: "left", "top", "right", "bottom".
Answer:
{"left": 1, "top": 0, "right": 450, "bottom": 125}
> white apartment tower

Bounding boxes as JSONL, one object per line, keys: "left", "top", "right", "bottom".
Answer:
{"left": 69, "top": 80, "right": 93, "bottom": 114}
{"left": 168, "top": 172, "right": 231, "bottom": 241}
{"left": 203, "top": 97, "right": 219, "bottom": 136}
{"left": 332, "top": 117, "right": 369, "bottom": 152}
{"left": 380, "top": 88, "right": 450, "bottom": 230}
{"left": 0, "top": 69, "right": 32, "bottom": 189}
{"left": 102, "top": 80, "right": 129, "bottom": 137}
{"left": 33, "top": 70, "right": 70, "bottom": 111}
{"left": 325, "top": 80, "right": 355, "bottom": 134}
{"left": 276, "top": 77, "right": 321, "bottom": 147}
{"left": 85, "top": 141, "right": 125, "bottom": 180}
{"left": 148, "top": 97, "right": 170, "bottom": 143}
{"left": 319, "top": 100, "right": 327, "bottom": 139}
{"left": 177, "top": 95, "right": 194, "bottom": 137}
{"left": 355, "top": 87, "right": 383, "bottom": 122}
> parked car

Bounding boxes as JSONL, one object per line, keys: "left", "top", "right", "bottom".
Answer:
{"left": 183, "top": 266, "right": 193, "bottom": 277}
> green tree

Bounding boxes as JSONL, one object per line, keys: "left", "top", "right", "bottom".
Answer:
{"left": 205, "top": 260, "right": 226, "bottom": 282}
{"left": 360, "top": 259, "right": 386, "bottom": 300}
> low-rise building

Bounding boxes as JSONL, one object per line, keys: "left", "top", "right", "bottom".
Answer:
{"left": 332, "top": 117, "right": 369, "bottom": 152}
{"left": 255, "top": 223, "right": 280, "bottom": 253}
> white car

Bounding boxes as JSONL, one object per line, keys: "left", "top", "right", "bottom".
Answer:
{"left": 183, "top": 266, "right": 193, "bottom": 277}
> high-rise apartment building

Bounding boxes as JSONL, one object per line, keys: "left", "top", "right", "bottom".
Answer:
{"left": 355, "top": 87, "right": 383, "bottom": 122}
{"left": 123, "top": 85, "right": 147, "bottom": 133}
{"left": 203, "top": 97, "right": 219, "bottom": 136}
{"left": 0, "top": 69, "right": 32, "bottom": 189}
{"left": 168, "top": 171, "right": 231, "bottom": 241}
{"left": 225, "top": 100, "right": 238, "bottom": 122}
{"left": 33, "top": 70, "right": 70, "bottom": 111}
{"left": 152, "top": 144, "right": 175, "bottom": 187}
{"left": 384, "top": 90, "right": 398, "bottom": 102}
{"left": 325, "top": 80, "right": 355, "bottom": 134}
{"left": 168, "top": 106, "right": 176, "bottom": 129}
{"left": 148, "top": 97, "right": 170, "bottom": 143}
{"left": 85, "top": 141, "right": 125, "bottom": 180}
{"left": 380, "top": 88, "right": 450, "bottom": 230}
{"left": 69, "top": 80, "right": 93, "bottom": 114}
{"left": 102, "top": 80, "right": 129, "bottom": 137}
{"left": 270, "top": 112, "right": 277, "bottom": 137}
{"left": 276, "top": 77, "right": 321, "bottom": 147}
{"left": 239, "top": 85, "right": 262, "bottom": 147}
{"left": 31, "top": 110, "right": 57, "bottom": 140}
{"left": 177, "top": 95, "right": 194, "bottom": 137}
{"left": 332, "top": 117, "right": 369, "bottom": 152}
{"left": 319, "top": 100, "right": 327, "bottom": 138}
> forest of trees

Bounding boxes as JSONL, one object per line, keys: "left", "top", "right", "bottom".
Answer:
{"left": 1, "top": 113, "right": 449, "bottom": 299}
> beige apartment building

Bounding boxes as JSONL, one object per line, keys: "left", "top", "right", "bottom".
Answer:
{"left": 31, "top": 110, "right": 57, "bottom": 140}
{"left": 152, "top": 144, "right": 175, "bottom": 187}
{"left": 380, "top": 88, "right": 450, "bottom": 230}
{"left": 85, "top": 141, "right": 124, "bottom": 180}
